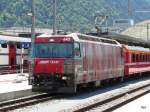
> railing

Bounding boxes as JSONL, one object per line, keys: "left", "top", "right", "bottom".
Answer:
{"left": 0, "top": 65, "right": 29, "bottom": 75}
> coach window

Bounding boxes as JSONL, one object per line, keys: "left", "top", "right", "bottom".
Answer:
{"left": 140, "top": 54, "right": 142, "bottom": 62}
{"left": 142, "top": 54, "right": 144, "bottom": 62}
{"left": 24, "top": 47, "right": 28, "bottom": 49}
{"left": 141, "top": 54, "right": 143, "bottom": 62}
{"left": 145, "top": 54, "right": 147, "bottom": 62}
{"left": 147, "top": 54, "right": 149, "bottom": 61}
{"left": 146, "top": 54, "right": 148, "bottom": 61}
{"left": 74, "top": 43, "right": 81, "bottom": 58}
{"left": 136, "top": 54, "right": 139, "bottom": 62}
{"left": 1, "top": 43, "right": 7, "bottom": 48}
{"left": 17, "top": 43, "right": 21, "bottom": 49}
{"left": 143, "top": 54, "right": 144, "bottom": 62}
{"left": 132, "top": 54, "right": 135, "bottom": 62}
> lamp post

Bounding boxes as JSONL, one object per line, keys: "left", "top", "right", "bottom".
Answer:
{"left": 31, "top": 0, "right": 35, "bottom": 39}
{"left": 53, "top": 0, "right": 57, "bottom": 35}
{"left": 147, "top": 23, "right": 149, "bottom": 41}
{"left": 20, "top": 0, "right": 35, "bottom": 75}
{"left": 128, "top": 0, "right": 132, "bottom": 18}
{"left": 30, "top": 0, "right": 35, "bottom": 59}
{"left": 28, "top": 0, "right": 35, "bottom": 75}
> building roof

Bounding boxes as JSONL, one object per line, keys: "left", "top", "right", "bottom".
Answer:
{"left": 0, "top": 34, "right": 31, "bottom": 43}
{"left": 87, "top": 32, "right": 150, "bottom": 48}
{"left": 121, "top": 20, "right": 150, "bottom": 42}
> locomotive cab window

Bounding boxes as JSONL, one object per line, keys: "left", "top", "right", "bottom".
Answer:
{"left": 74, "top": 43, "right": 81, "bottom": 58}
{"left": 33, "top": 42, "right": 73, "bottom": 58}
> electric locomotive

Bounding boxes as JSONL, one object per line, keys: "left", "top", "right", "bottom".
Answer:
{"left": 29, "top": 33, "right": 124, "bottom": 93}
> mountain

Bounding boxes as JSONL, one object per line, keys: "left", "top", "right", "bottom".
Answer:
{"left": 0, "top": 0, "right": 150, "bottom": 32}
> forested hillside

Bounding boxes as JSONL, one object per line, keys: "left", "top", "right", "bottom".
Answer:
{"left": 0, "top": 0, "right": 150, "bottom": 32}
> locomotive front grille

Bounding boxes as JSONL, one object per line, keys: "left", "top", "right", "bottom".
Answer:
{"left": 33, "top": 74, "right": 59, "bottom": 84}
{"left": 32, "top": 73, "right": 73, "bottom": 87}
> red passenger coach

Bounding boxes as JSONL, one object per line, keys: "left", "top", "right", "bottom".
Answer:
{"left": 123, "top": 45, "right": 150, "bottom": 76}
{"left": 29, "top": 33, "right": 124, "bottom": 93}
{"left": 0, "top": 34, "right": 31, "bottom": 74}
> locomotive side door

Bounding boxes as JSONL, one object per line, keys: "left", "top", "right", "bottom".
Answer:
{"left": 74, "top": 43, "right": 83, "bottom": 83}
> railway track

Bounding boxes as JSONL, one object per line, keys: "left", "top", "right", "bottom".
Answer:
{"left": 73, "top": 82, "right": 150, "bottom": 112}
{"left": 0, "top": 93, "right": 55, "bottom": 112}
{"left": 0, "top": 78, "right": 150, "bottom": 112}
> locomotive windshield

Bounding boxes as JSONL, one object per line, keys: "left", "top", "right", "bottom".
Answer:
{"left": 32, "top": 43, "right": 73, "bottom": 58}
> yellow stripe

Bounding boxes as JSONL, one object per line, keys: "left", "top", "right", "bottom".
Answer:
{"left": 128, "top": 50, "right": 150, "bottom": 54}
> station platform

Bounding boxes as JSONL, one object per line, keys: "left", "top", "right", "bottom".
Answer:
{"left": 0, "top": 73, "right": 33, "bottom": 102}
{"left": 0, "top": 73, "right": 31, "bottom": 94}
{"left": 114, "top": 93, "right": 150, "bottom": 112}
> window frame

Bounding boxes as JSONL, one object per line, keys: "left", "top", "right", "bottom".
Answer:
{"left": 74, "top": 42, "right": 81, "bottom": 59}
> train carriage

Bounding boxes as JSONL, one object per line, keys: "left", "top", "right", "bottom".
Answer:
{"left": 0, "top": 34, "right": 31, "bottom": 73}
{"left": 123, "top": 45, "right": 150, "bottom": 76}
{"left": 30, "top": 33, "right": 124, "bottom": 93}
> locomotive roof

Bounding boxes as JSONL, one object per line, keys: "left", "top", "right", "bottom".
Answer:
{"left": 0, "top": 34, "right": 31, "bottom": 43}
{"left": 68, "top": 33, "right": 121, "bottom": 46}
{"left": 36, "top": 33, "right": 122, "bottom": 46}
{"left": 125, "top": 45, "right": 150, "bottom": 52}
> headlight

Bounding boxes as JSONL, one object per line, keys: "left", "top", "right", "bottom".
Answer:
{"left": 62, "top": 76, "right": 67, "bottom": 80}
{"left": 62, "top": 76, "right": 70, "bottom": 80}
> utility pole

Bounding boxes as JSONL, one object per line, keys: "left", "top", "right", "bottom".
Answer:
{"left": 128, "top": 0, "right": 132, "bottom": 18}
{"left": 53, "top": 0, "right": 57, "bottom": 35}
{"left": 29, "top": 0, "right": 35, "bottom": 75}
{"left": 147, "top": 23, "right": 149, "bottom": 41}
{"left": 20, "top": 0, "right": 35, "bottom": 75}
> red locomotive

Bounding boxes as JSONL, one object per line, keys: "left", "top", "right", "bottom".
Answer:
{"left": 29, "top": 33, "right": 150, "bottom": 93}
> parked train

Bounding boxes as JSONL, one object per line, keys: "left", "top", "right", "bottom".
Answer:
{"left": 0, "top": 34, "right": 31, "bottom": 74}
{"left": 29, "top": 33, "right": 150, "bottom": 93}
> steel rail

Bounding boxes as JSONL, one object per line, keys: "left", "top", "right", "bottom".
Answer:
{"left": 73, "top": 83, "right": 150, "bottom": 112}
{"left": 0, "top": 93, "right": 55, "bottom": 111}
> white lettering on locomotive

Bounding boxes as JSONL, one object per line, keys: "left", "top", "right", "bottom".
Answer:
{"left": 39, "top": 60, "right": 49, "bottom": 64}
{"left": 49, "top": 60, "right": 59, "bottom": 64}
